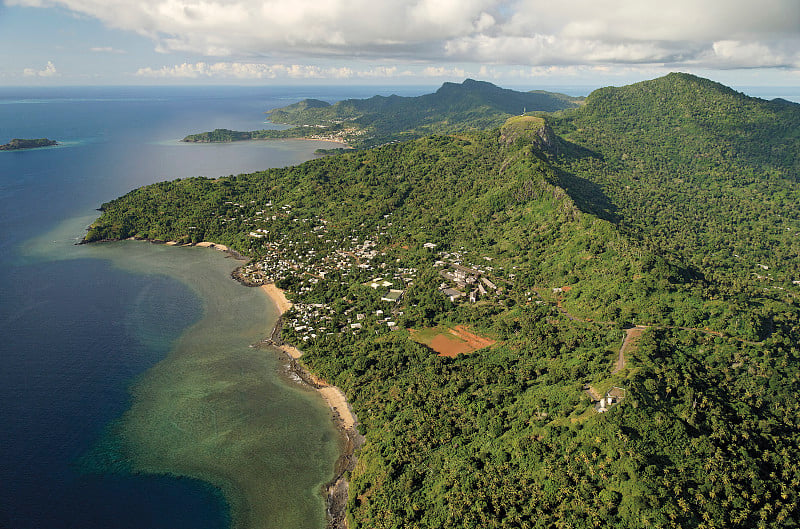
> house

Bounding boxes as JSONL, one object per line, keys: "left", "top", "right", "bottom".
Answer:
{"left": 442, "top": 288, "right": 464, "bottom": 302}
{"left": 451, "top": 264, "right": 482, "bottom": 283}
{"left": 596, "top": 387, "right": 626, "bottom": 413}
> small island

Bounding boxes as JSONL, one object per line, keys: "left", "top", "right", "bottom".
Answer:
{"left": 0, "top": 138, "right": 58, "bottom": 151}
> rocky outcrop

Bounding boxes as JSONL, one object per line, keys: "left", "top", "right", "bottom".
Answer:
{"left": 499, "top": 116, "right": 559, "bottom": 155}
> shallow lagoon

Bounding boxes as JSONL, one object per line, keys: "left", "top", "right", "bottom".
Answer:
{"left": 86, "top": 241, "right": 341, "bottom": 529}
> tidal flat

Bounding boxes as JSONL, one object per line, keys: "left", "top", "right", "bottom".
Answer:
{"left": 88, "top": 241, "right": 341, "bottom": 529}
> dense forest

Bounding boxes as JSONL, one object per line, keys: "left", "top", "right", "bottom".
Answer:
{"left": 86, "top": 74, "right": 800, "bottom": 528}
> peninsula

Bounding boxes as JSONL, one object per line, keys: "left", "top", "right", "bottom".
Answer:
{"left": 87, "top": 74, "right": 800, "bottom": 529}
{"left": 0, "top": 138, "right": 57, "bottom": 150}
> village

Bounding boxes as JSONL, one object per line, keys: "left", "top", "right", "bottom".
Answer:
{"left": 226, "top": 201, "right": 511, "bottom": 342}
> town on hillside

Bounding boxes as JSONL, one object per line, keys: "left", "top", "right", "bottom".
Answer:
{"left": 230, "top": 201, "right": 513, "bottom": 342}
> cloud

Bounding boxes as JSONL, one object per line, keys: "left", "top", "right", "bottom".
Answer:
{"left": 420, "top": 66, "right": 467, "bottom": 78}
{"left": 8, "top": 0, "right": 800, "bottom": 70}
{"left": 135, "top": 62, "right": 415, "bottom": 79}
{"left": 90, "top": 46, "right": 127, "bottom": 54}
{"left": 698, "top": 40, "right": 800, "bottom": 69}
{"left": 23, "top": 61, "right": 59, "bottom": 77}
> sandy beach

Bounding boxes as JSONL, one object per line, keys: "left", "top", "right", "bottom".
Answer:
{"left": 196, "top": 241, "right": 230, "bottom": 252}
{"left": 261, "top": 283, "right": 293, "bottom": 315}
{"left": 258, "top": 281, "right": 362, "bottom": 529}
{"left": 259, "top": 284, "right": 358, "bottom": 432}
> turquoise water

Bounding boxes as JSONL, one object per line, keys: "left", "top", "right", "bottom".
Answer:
{"left": 0, "top": 86, "right": 407, "bottom": 529}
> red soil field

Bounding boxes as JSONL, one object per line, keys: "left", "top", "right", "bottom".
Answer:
{"left": 422, "top": 325, "right": 496, "bottom": 357}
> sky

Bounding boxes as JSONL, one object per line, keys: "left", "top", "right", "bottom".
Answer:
{"left": 1, "top": 0, "right": 799, "bottom": 88}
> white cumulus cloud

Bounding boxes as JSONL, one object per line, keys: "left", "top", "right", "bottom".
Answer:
{"left": 135, "top": 61, "right": 416, "bottom": 79}
{"left": 23, "top": 61, "right": 59, "bottom": 77}
{"left": 7, "top": 0, "right": 800, "bottom": 70}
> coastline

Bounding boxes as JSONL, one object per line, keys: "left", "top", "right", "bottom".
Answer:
{"left": 85, "top": 236, "right": 360, "bottom": 528}
{"left": 258, "top": 282, "right": 363, "bottom": 529}
{"left": 97, "top": 240, "right": 341, "bottom": 529}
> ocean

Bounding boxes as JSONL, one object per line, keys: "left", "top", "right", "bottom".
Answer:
{"left": 0, "top": 85, "right": 431, "bottom": 529}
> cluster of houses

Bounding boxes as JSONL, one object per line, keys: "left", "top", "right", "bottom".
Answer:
{"left": 284, "top": 283, "right": 407, "bottom": 340}
{"left": 436, "top": 261, "right": 499, "bottom": 303}
{"left": 228, "top": 203, "right": 514, "bottom": 343}
{"left": 286, "top": 302, "right": 335, "bottom": 341}
{"left": 299, "top": 124, "right": 365, "bottom": 143}
{"left": 236, "top": 205, "right": 384, "bottom": 287}
{"left": 231, "top": 205, "right": 419, "bottom": 340}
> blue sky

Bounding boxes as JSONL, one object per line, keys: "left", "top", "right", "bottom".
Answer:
{"left": 2, "top": 0, "right": 799, "bottom": 88}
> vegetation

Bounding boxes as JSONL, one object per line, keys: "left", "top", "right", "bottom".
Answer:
{"left": 181, "top": 125, "right": 339, "bottom": 142}
{"left": 0, "top": 138, "right": 57, "bottom": 150}
{"left": 87, "top": 74, "right": 800, "bottom": 529}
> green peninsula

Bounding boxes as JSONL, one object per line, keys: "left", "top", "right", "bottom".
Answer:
{"left": 90, "top": 74, "right": 800, "bottom": 529}
{"left": 182, "top": 79, "right": 582, "bottom": 149}
{"left": 0, "top": 138, "right": 57, "bottom": 150}
{"left": 181, "top": 126, "right": 345, "bottom": 143}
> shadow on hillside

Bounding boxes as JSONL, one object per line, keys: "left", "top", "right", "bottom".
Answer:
{"left": 552, "top": 165, "right": 619, "bottom": 224}
{"left": 545, "top": 138, "right": 620, "bottom": 223}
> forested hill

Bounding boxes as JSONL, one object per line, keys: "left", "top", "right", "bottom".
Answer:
{"left": 89, "top": 75, "right": 800, "bottom": 529}
{"left": 549, "top": 73, "right": 800, "bottom": 302}
{"left": 183, "top": 80, "right": 582, "bottom": 148}
{"left": 267, "top": 79, "right": 582, "bottom": 146}
{"left": 268, "top": 79, "right": 581, "bottom": 127}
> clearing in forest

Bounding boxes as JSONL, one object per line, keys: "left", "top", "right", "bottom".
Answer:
{"left": 613, "top": 326, "right": 646, "bottom": 373}
{"left": 410, "top": 325, "right": 496, "bottom": 357}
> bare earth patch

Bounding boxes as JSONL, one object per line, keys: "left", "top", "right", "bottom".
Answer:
{"left": 413, "top": 325, "right": 496, "bottom": 357}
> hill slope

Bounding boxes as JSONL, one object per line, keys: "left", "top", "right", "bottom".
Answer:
{"left": 548, "top": 73, "right": 800, "bottom": 336}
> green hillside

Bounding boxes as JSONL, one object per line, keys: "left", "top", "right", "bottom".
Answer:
{"left": 268, "top": 79, "right": 583, "bottom": 146}
{"left": 89, "top": 75, "right": 800, "bottom": 529}
{"left": 548, "top": 73, "right": 800, "bottom": 332}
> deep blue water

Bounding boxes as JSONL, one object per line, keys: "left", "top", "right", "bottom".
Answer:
{"left": 0, "top": 85, "right": 433, "bottom": 529}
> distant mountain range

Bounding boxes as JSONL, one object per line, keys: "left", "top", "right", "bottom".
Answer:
{"left": 183, "top": 79, "right": 583, "bottom": 148}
